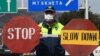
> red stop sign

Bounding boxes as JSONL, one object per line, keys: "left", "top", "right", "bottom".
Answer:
{"left": 3, "top": 16, "right": 40, "bottom": 53}
{"left": 62, "top": 19, "right": 98, "bottom": 56}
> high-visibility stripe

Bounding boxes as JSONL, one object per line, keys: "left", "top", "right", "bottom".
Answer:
{"left": 40, "top": 34, "right": 59, "bottom": 38}
{"left": 39, "top": 22, "right": 64, "bottom": 35}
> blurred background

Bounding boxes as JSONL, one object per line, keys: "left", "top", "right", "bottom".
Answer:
{"left": 0, "top": 0, "right": 100, "bottom": 56}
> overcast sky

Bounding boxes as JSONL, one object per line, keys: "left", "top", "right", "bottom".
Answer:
{"left": 89, "top": 0, "right": 100, "bottom": 14}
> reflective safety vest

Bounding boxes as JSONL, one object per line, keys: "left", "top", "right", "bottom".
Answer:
{"left": 39, "top": 22, "right": 64, "bottom": 36}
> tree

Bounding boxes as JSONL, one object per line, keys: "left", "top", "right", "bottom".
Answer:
{"left": 59, "top": 9, "right": 85, "bottom": 25}
{"left": 59, "top": 9, "right": 100, "bottom": 30}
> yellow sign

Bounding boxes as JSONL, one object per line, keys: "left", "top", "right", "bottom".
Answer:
{"left": 61, "top": 30, "right": 99, "bottom": 45}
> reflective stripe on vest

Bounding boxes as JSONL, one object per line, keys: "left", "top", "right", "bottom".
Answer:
{"left": 40, "top": 34, "right": 59, "bottom": 38}
{"left": 39, "top": 22, "right": 64, "bottom": 35}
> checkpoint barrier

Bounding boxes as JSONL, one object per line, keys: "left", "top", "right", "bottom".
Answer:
{"left": 61, "top": 19, "right": 99, "bottom": 56}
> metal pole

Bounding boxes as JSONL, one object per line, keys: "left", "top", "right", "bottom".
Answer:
{"left": 85, "top": 0, "right": 89, "bottom": 19}
{"left": 22, "top": 0, "right": 24, "bottom": 9}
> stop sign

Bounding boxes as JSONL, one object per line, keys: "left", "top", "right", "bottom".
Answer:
{"left": 61, "top": 19, "right": 99, "bottom": 56}
{"left": 3, "top": 16, "right": 40, "bottom": 53}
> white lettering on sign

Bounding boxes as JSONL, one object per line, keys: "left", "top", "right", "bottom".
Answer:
{"left": 7, "top": 0, "right": 11, "bottom": 12}
{"left": 65, "top": 0, "right": 74, "bottom": 6}
{"left": 32, "top": 1, "right": 63, "bottom": 5}
{"left": 7, "top": 28, "right": 35, "bottom": 40}
{"left": 93, "top": 46, "right": 100, "bottom": 56}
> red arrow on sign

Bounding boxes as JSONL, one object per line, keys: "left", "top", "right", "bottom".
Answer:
{"left": 3, "top": 16, "right": 40, "bottom": 53}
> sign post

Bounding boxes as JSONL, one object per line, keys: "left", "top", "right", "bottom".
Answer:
{"left": 28, "top": 0, "right": 78, "bottom": 11}
{"left": 85, "top": 0, "right": 89, "bottom": 19}
{"left": 3, "top": 16, "right": 40, "bottom": 53}
{"left": 0, "top": 0, "right": 17, "bottom": 13}
{"left": 61, "top": 19, "right": 99, "bottom": 56}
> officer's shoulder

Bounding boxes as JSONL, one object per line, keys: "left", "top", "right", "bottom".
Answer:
{"left": 57, "top": 22, "right": 64, "bottom": 27}
{"left": 38, "top": 22, "right": 43, "bottom": 27}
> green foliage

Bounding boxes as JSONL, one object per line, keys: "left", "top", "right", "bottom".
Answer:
{"left": 59, "top": 9, "right": 100, "bottom": 30}
{"left": 60, "top": 9, "right": 85, "bottom": 25}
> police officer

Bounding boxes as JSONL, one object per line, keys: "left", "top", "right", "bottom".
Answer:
{"left": 36, "top": 6, "right": 65, "bottom": 56}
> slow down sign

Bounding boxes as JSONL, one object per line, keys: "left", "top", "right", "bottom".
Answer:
{"left": 61, "top": 19, "right": 99, "bottom": 56}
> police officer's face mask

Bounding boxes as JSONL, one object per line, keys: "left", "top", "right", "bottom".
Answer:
{"left": 44, "top": 14, "right": 54, "bottom": 22}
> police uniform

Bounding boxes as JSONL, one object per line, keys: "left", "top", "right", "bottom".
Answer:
{"left": 36, "top": 21, "right": 65, "bottom": 56}
{"left": 36, "top": 6, "right": 65, "bottom": 56}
